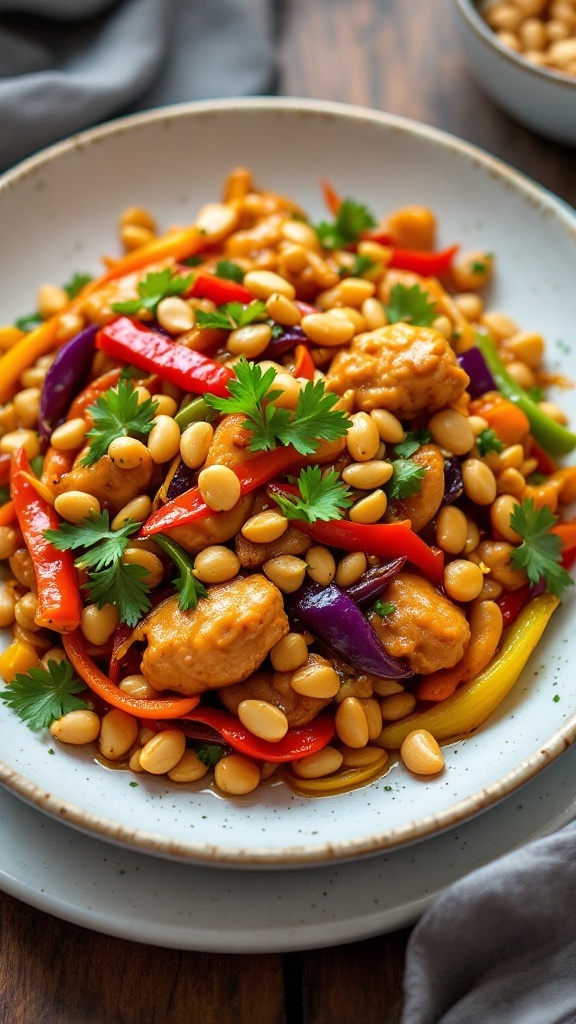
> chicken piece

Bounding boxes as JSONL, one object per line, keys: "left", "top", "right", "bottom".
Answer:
{"left": 325, "top": 322, "right": 469, "bottom": 418}
{"left": 219, "top": 660, "right": 332, "bottom": 727}
{"left": 386, "top": 444, "right": 445, "bottom": 533}
{"left": 167, "top": 495, "right": 254, "bottom": 554}
{"left": 204, "top": 413, "right": 260, "bottom": 470}
{"left": 235, "top": 525, "right": 312, "bottom": 569}
{"left": 369, "top": 572, "right": 470, "bottom": 675}
{"left": 53, "top": 452, "right": 154, "bottom": 516}
{"left": 140, "top": 574, "right": 289, "bottom": 695}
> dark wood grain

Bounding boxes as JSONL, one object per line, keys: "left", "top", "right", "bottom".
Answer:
{"left": 1, "top": 1, "right": 574, "bottom": 1021}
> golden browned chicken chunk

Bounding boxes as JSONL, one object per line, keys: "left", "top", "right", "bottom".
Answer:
{"left": 168, "top": 495, "right": 254, "bottom": 554}
{"left": 325, "top": 322, "right": 469, "bottom": 418}
{"left": 369, "top": 572, "right": 470, "bottom": 675}
{"left": 53, "top": 452, "right": 154, "bottom": 515}
{"left": 140, "top": 575, "right": 289, "bottom": 695}
{"left": 386, "top": 444, "right": 445, "bottom": 532}
{"left": 219, "top": 661, "right": 332, "bottom": 727}
{"left": 235, "top": 525, "right": 312, "bottom": 569}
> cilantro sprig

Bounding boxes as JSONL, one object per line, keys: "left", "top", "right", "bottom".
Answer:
{"left": 154, "top": 536, "right": 208, "bottom": 612}
{"left": 80, "top": 379, "right": 159, "bottom": 467}
{"left": 393, "top": 429, "right": 432, "bottom": 459}
{"left": 272, "top": 466, "right": 353, "bottom": 524}
{"left": 205, "top": 358, "right": 350, "bottom": 456}
{"left": 384, "top": 283, "right": 438, "bottom": 328}
{"left": 509, "top": 499, "right": 573, "bottom": 599}
{"left": 315, "top": 197, "right": 377, "bottom": 250}
{"left": 45, "top": 511, "right": 152, "bottom": 627}
{"left": 386, "top": 458, "right": 426, "bottom": 500}
{"left": 194, "top": 299, "right": 268, "bottom": 331}
{"left": 0, "top": 659, "right": 92, "bottom": 731}
{"left": 214, "top": 260, "right": 245, "bottom": 283}
{"left": 475, "top": 428, "right": 504, "bottom": 457}
{"left": 111, "top": 267, "right": 194, "bottom": 316}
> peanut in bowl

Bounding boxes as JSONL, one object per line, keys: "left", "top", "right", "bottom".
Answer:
{"left": 0, "top": 99, "right": 575, "bottom": 868}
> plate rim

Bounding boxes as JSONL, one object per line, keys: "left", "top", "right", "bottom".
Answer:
{"left": 1, "top": 96, "right": 575, "bottom": 867}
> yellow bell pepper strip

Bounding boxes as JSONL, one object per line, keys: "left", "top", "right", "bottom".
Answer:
{"left": 11, "top": 447, "right": 82, "bottom": 632}
{"left": 0, "top": 639, "right": 43, "bottom": 684}
{"left": 180, "top": 706, "right": 335, "bottom": 762}
{"left": 281, "top": 514, "right": 444, "bottom": 584}
{"left": 476, "top": 333, "right": 576, "bottom": 456}
{"left": 62, "top": 630, "right": 200, "bottom": 720}
{"left": 96, "top": 317, "right": 235, "bottom": 398}
{"left": 140, "top": 445, "right": 301, "bottom": 536}
{"left": 286, "top": 751, "right": 389, "bottom": 796}
{"left": 377, "top": 592, "right": 560, "bottom": 749}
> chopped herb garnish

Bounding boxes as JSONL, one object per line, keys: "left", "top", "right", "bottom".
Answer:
{"left": 373, "top": 599, "right": 396, "bottom": 618}
{"left": 196, "top": 743, "right": 224, "bottom": 768}
{"left": 154, "top": 535, "right": 208, "bottom": 612}
{"left": 45, "top": 510, "right": 152, "bottom": 627}
{"left": 0, "top": 485, "right": 10, "bottom": 507}
{"left": 384, "top": 283, "right": 438, "bottom": 328}
{"left": 14, "top": 311, "right": 43, "bottom": 333}
{"left": 509, "top": 498, "right": 574, "bottom": 599}
{"left": 386, "top": 458, "right": 426, "bottom": 500}
{"left": 0, "top": 659, "right": 91, "bottom": 731}
{"left": 64, "top": 272, "right": 93, "bottom": 299}
{"left": 393, "top": 429, "right": 432, "bottom": 459}
{"left": 80, "top": 378, "right": 158, "bottom": 467}
{"left": 215, "top": 259, "right": 245, "bottom": 283}
{"left": 272, "top": 466, "right": 353, "bottom": 524}
{"left": 315, "top": 197, "right": 377, "bottom": 250}
{"left": 475, "top": 427, "right": 504, "bottom": 456}
{"left": 111, "top": 267, "right": 193, "bottom": 316}
{"left": 205, "top": 357, "right": 350, "bottom": 456}
{"left": 194, "top": 299, "right": 268, "bottom": 331}
{"left": 338, "top": 254, "right": 378, "bottom": 278}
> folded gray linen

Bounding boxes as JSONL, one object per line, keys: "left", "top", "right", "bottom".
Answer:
{"left": 0, "top": 0, "right": 277, "bottom": 171}
{"left": 401, "top": 816, "right": 576, "bottom": 1024}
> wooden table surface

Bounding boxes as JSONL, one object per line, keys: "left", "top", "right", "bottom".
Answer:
{"left": 1, "top": 2, "right": 574, "bottom": 1022}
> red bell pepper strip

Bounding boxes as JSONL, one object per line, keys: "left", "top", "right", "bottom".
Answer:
{"left": 186, "top": 271, "right": 253, "bottom": 306}
{"left": 0, "top": 500, "right": 16, "bottom": 527}
{"left": 11, "top": 447, "right": 82, "bottom": 632}
{"left": 63, "top": 630, "right": 201, "bottom": 719}
{"left": 96, "top": 317, "right": 234, "bottom": 398}
{"left": 140, "top": 445, "right": 301, "bottom": 536}
{"left": 495, "top": 585, "right": 529, "bottom": 628}
{"left": 181, "top": 706, "right": 335, "bottom": 763}
{"left": 279, "top": 513, "right": 444, "bottom": 583}
{"left": 293, "top": 343, "right": 316, "bottom": 381}
{"left": 0, "top": 453, "right": 12, "bottom": 488}
{"left": 386, "top": 244, "right": 459, "bottom": 276}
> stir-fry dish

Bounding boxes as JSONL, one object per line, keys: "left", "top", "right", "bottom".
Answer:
{"left": 0, "top": 168, "right": 574, "bottom": 798}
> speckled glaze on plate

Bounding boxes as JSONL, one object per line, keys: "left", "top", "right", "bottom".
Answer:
{"left": 0, "top": 99, "right": 575, "bottom": 868}
{"left": 1, "top": 741, "right": 576, "bottom": 950}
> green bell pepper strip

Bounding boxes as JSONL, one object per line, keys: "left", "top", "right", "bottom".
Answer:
{"left": 377, "top": 592, "right": 560, "bottom": 749}
{"left": 174, "top": 396, "right": 218, "bottom": 430}
{"left": 475, "top": 333, "right": 576, "bottom": 457}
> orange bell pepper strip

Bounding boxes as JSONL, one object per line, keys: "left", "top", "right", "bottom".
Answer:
{"left": 470, "top": 392, "right": 531, "bottom": 446}
{"left": 63, "top": 630, "right": 200, "bottom": 720}
{"left": 11, "top": 447, "right": 82, "bottom": 632}
{"left": 140, "top": 445, "right": 302, "bottom": 537}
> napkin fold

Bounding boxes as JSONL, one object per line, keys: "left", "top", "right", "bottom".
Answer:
{"left": 401, "top": 816, "right": 576, "bottom": 1024}
{"left": 0, "top": 0, "right": 278, "bottom": 172}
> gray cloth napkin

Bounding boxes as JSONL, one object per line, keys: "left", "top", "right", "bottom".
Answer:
{"left": 0, "top": 0, "right": 277, "bottom": 171}
{"left": 401, "top": 816, "right": 576, "bottom": 1024}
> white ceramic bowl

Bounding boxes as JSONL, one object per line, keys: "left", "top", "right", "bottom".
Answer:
{"left": 451, "top": 0, "right": 576, "bottom": 144}
{"left": 0, "top": 99, "right": 575, "bottom": 868}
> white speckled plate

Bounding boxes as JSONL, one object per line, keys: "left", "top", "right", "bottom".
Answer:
{"left": 0, "top": 99, "right": 575, "bottom": 868}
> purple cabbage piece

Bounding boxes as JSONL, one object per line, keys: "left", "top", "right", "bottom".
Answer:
{"left": 344, "top": 557, "right": 406, "bottom": 604}
{"left": 291, "top": 581, "right": 412, "bottom": 679}
{"left": 39, "top": 325, "right": 97, "bottom": 441}
{"left": 443, "top": 456, "right": 464, "bottom": 504}
{"left": 457, "top": 345, "right": 496, "bottom": 399}
{"left": 261, "top": 325, "right": 308, "bottom": 359}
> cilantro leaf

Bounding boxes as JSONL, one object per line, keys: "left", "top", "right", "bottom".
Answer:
{"left": 215, "top": 260, "right": 245, "bottom": 283}
{"left": 194, "top": 299, "right": 268, "bottom": 331}
{"left": 475, "top": 428, "right": 504, "bottom": 457}
{"left": 276, "top": 380, "right": 351, "bottom": 457}
{"left": 154, "top": 535, "right": 208, "bottom": 612}
{"left": 196, "top": 743, "right": 224, "bottom": 767}
{"left": 386, "top": 458, "right": 426, "bottom": 500}
{"left": 64, "top": 272, "right": 93, "bottom": 299}
{"left": 372, "top": 599, "right": 396, "bottom": 618}
{"left": 14, "top": 311, "right": 43, "bottom": 332}
{"left": 393, "top": 429, "right": 432, "bottom": 459}
{"left": 315, "top": 197, "right": 377, "bottom": 250}
{"left": 509, "top": 498, "right": 574, "bottom": 599}
{"left": 0, "top": 659, "right": 91, "bottom": 732}
{"left": 338, "top": 254, "right": 378, "bottom": 278}
{"left": 272, "top": 466, "right": 353, "bottom": 524}
{"left": 111, "top": 267, "right": 193, "bottom": 316}
{"left": 80, "top": 378, "right": 159, "bottom": 466}
{"left": 384, "top": 283, "right": 438, "bottom": 327}
{"left": 45, "top": 510, "right": 152, "bottom": 627}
